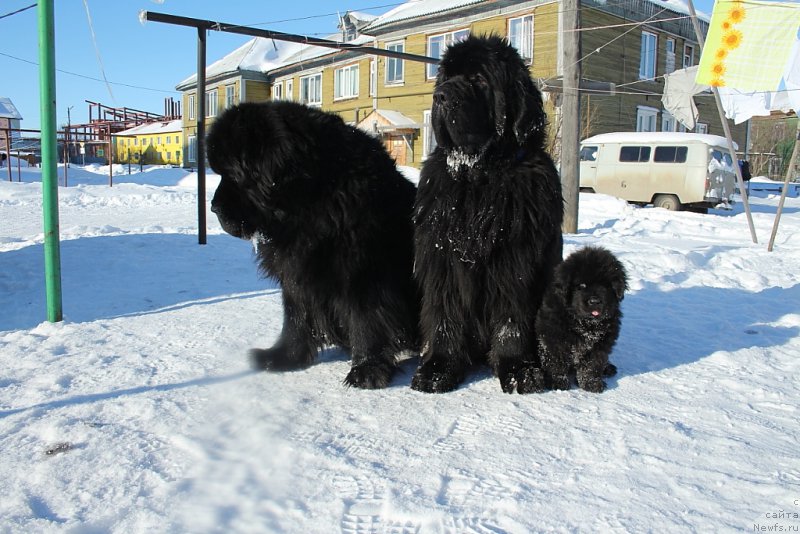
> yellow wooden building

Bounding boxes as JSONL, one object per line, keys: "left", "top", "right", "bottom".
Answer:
{"left": 175, "top": 0, "right": 746, "bottom": 169}
{"left": 115, "top": 119, "right": 183, "bottom": 166}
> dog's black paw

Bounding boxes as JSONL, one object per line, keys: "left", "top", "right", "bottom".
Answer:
{"left": 249, "top": 347, "right": 312, "bottom": 372}
{"left": 548, "top": 373, "right": 571, "bottom": 391}
{"left": 499, "top": 365, "right": 546, "bottom": 394}
{"left": 578, "top": 377, "right": 606, "bottom": 393}
{"left": 603, "top": 363, "right": 617, "bottom": 377}
{"left": 343, "top": 361, "right": 395, "bottom": 389}
{"left": 411, "top": 356, "right": 464, "bottom": 393}
{"left": 514, "top": 366, "right": 546, "bottom": 394}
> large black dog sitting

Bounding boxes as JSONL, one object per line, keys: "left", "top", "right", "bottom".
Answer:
{"left": 412, "top": 36, "right": 564, "bottom": 394}
{"left": 207, "top": 101, "right": 419, "bottom": 389}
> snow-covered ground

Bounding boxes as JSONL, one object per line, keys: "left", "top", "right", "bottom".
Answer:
{"left": 1, "top": 164, "right": 798, "bottom": 533}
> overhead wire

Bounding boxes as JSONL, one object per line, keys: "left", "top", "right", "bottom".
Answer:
{"left": 0, "top": 3, "right": 35, "bottom": 21}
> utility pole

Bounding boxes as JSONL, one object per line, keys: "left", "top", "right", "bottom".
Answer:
{"left": 561, "top": 0, "right": 582, "bottom": 234}
{"left": 38, "top": 0, "right": 63, "bottom": 322}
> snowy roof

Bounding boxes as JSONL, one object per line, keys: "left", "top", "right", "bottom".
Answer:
{"left": 116, "top": 119, "right": 182, "bottom": 136}
{"left": 363, "top": 0, "right": 483, "bottom": 31}
{"left": 274, "top": 34, "right": 376, "bottom": 70}
{"left": 363, "top": 0, "right": 710, "bottom": 31}
{"left": 582, "top": 132, "right": 737, "bottom": 150}
{"left": 177, "top": 37, "right": 307, "bottom": 88}
{"left": 346, "top": 11, "right": 378, "bottom": 23}
{"left": 0, "top": 97, "right": 22, "bottom": 120}
{"left": 357, "top": 109, "right": 420, "bottom": 133}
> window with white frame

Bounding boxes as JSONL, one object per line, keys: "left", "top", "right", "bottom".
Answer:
{"left": 386, "top": 41, "right": 404, "bottom": 84}
{"left": 695, "top": 122, "right": 708, "bottom": 134}
{"left": 636, "top": 106, "right": 658, "bottom": 132}
{"left": 665, "top": 38, "right": 676, "bottom": 74}
{"left": 639, "top": 31, "right": 657, "bottom": 80}
{"left": 662, "top": 110, "right": 677, "bottom": 131}
{"left": 427, "top": 29, "right": 470, "bottom": 78}
{"left": 188, "top": 135, "right": 197, "bottom": 162}
{"left": 205, "top": 89, "right": 218, "bottom": 118}
{"left": 423, "top": 110, "right": 437, "bottom": 158}
{"left": 273, "top": 82, "right": 283, "bottom": 101}
{"left": 286, "top": 79, "right": 294, "bottom": 101}
{"left": 334, "top": 64, "right": 359, "bottom": 100}
{"left": 683, "top": 44, "right": 695, "bottom": 68}
{"left": 300, "top": 74, "right": 321, "bottom": 105}
{"left": 226, "top": 85, "right": 235, "bottom": 108}
{"left": 188, "top": 94, "right": 196, "bottom": 121}
{"left": 508, "top": 14, "right": 534, "bottom": 64}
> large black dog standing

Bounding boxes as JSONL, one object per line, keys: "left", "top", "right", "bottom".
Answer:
{"left": 412, "top": 36, "right": 564, "bottom": 393}
{"left": 207, "top": 101, "right": 419, "bottom": 389}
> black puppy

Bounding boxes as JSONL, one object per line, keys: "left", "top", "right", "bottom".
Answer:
{"left": 537, "top": 246, "right": 628, "bottom": 393}
{"left": 207, "top": 101, "right": 419, "bottom": 389}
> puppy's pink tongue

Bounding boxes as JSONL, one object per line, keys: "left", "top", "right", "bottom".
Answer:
{"left": 591, "top": 310, "right": 600, "bottom": 317}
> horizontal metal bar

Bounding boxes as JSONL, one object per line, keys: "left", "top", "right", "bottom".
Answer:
{"left": 141, "top": 11, "right": 439, "bottom": 64}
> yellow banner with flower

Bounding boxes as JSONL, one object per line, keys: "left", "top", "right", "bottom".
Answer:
{"left": 696, "top": 0, "right": 800, "bottom": 91}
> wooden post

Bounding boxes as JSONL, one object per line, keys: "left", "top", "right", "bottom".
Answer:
{"left": 686, "top": 0, "right": 757, "bottom": 243}
{"left": 767, "top": 121, "right": 800, "bottom": 251}
{"left": 561, "top": 0, "right": 581, "bottom": 234}
{"left": 6, "top": 128, "right": 13, "bottom": 182}
{"left": 108, "top": 131, "right": 113, "bottom": 187}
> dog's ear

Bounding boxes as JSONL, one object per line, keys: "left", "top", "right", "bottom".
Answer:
{"left": 611, "top": 264, "right": 629, "bottom": 301}
{"left": 511, "top": 77, "right": 546, "bottom": 145}
{"left": 492, "top": 88, "right": 507, "bottom": 138}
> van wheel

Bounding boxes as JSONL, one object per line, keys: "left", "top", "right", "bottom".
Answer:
{"left": 653, "top": 194, "right": 682, "bottom": 211}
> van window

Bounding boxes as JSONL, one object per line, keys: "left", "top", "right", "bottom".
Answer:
{"left": 580, "top": 146, "right": 598, "bottom": 161}
{"left": 654, "top": 146, "right": 688, "bottom": 163}
{"left": 712, "top": 149, "right": 734, "bottom": 166}
{"left": 619, "top": 146, "right": 651, "bottom": 162}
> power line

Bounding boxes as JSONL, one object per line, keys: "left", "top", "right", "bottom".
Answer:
{"left": 0, "top": 50, "right": 179, "bottom": 94}
{"left": 0, "top": 3, "right": 35, "bottom": 21}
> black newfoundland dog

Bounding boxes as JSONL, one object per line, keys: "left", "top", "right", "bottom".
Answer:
{"left": 412, "top": 35, "right": 564, "bottom": 394}
{"left": 207, "top": 101, "right": 419, "bottom": 389}
{"left": 536, "top": 246, "right": 628, "bottom": 393}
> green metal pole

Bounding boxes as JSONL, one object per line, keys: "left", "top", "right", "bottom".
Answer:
{"left": 38, "top": 0, "right": 63, "bottom": 322}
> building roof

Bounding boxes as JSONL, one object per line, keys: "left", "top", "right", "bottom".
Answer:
{"left": 357, "top": 109, "right": 420, "bottom": 133}
{"left": 116, "top": 119, "right": 182, "bottom": 137}
{"left": 361, "top": 0, "right": 710, "bottom": 32}
{"left": 363, "top": 0, "right": 483, "bottom": 31}
{"left": 0, "top": 97, "right": 22, "bottom": 120}
{"left": 177, "top": 37, "right": 307, "bottom": 89}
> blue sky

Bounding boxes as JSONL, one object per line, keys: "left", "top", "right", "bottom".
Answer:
{"left": 1, "top": 0, "right": 716, "bottom": 131}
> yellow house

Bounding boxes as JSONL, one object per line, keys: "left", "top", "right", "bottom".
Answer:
{"left": 259, "top": 5, "right": 559, "bottom": 167}
{"left": 176, "top": 0, "right": 746, "bottom": 169}
{"left": 174, "top": 37, "right": 284, "bottom": 168}
{"left": 115, "top": 119, "right": 183, "bottom": 166}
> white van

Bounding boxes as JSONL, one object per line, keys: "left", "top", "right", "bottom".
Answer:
{"left": 579, "top": 132, "right": 738, "bottom": 211}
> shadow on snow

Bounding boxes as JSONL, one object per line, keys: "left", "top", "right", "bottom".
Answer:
{"left": 0, "top": 233, "right": 276, "bottom": 332}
